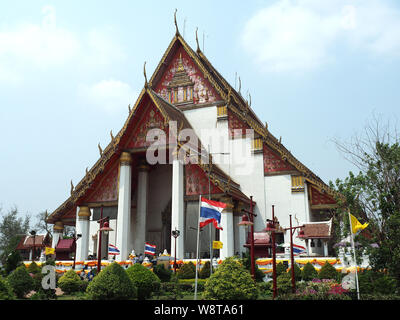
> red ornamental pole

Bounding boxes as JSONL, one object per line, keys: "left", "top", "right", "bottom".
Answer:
{"left": 250, "top": 196, "right": 255, "bottom": 280}
{"left": 271, "top": 205, "right": 277, "bottom": 299}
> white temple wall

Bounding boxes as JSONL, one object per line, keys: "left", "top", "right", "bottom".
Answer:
{"left": 182, "top": 105, "right": 217, "bottom": 138}
{"left": 264, "top": 174, "right": 309, "bottom": 248}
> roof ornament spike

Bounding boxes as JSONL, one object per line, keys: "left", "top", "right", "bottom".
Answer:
{"left": 128, "top": 104, "right": 131, "bottom": 113}
{"left": 70, "top": 180, "right": 74, "bottom": 195}
{"left": 98, "top": 142, "right": 103, "bottom": 156}
{"left": 195, "top": 27, "right": 200, "bottom": 53}
{"left": 174, "top": 9, "right": 179, "bottom": 36}
{"left": 85, "top": 167, "right": 89, "bottom": 176}
{"left": 249, "top": 93, "right": 252, "bottom": 107}
{"left": 238, "top": 76, "right": 241, "bottom": 95}
{"left": 144, "top": 61, "right": 148, "bottom": 88}
{"left": 110, "top": 130, "right": 114, "bottom": 141}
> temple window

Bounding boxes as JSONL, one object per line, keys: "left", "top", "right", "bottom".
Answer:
{"left": 291, "top": 175, "right": 305, "bottom": 192}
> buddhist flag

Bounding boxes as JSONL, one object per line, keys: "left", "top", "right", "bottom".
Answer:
{"left": 212, "top": 241, "right": 223, "bottom": 249}
{"left": 45, "top": 247, "right": 55, "bottom": 255}
{"left": 350, "top": 214, "right": 369, "bottom": 235}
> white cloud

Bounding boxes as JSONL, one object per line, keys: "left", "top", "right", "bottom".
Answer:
{"left": 0, "top": 6, "right": 126, "bottom": 84}
{"left": 241, "top": 0, "right": 400, "bottom": 72}
{"left": 78, "top": 79, "right": 137, "bottom": 113}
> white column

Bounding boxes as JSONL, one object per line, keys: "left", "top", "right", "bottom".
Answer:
{"left": 52, "top": 221, "right": 64, "bottom": 248}
{"left": 116, "top": 152, "right": 132, "bottom": 261}
{"left": 323, "top": 240, "right": 329, "bottom": 257}
{"left": 171, "top": 155, "right": 184, "bottom": 260}
{"left": 220, "top": 197, "right": 234, "bottom": 260}
{"left": 76, "top": 206, "right": 90, "bottom": 262}
{"left": 133, "top": 162, "right": 149, "bottom": 255}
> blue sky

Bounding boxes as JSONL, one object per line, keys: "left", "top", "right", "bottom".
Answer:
{"left": 1, "top": 0, "right": 399, "bottom": 221}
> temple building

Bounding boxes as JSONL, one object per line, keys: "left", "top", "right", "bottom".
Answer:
{"left": 46, "top": 22, "right": 339, "bottom": 263}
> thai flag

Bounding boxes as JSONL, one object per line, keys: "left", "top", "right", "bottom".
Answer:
{"left": 144, "top": 242, "right": 156, "bottom": 256}
{"left": 199, "top": 197, "right": 227, "bottom": 230}
{"left": 108, "top": 244, "right": 120, "bottom": 255}
{"left": 293, "top": 244, "right": 307, "bottom": 255}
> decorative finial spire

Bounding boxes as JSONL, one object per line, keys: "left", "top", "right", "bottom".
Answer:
{"left": 195, "top": 27, "right": 200, "bottom": 53}
{"left": 98, "top": 142, "right": 103, "bottom": 156}
{"left": 238, "top": 76, "right": 241, "bottom": 94}
{"left": 249, "top": 93, "right": 252, "bottom": 107}
{"left": 70, "top": 180, "right": 74, "bottom": 195}
{"left": 86, "top": 167, "right": 89, "bottom": 176}
{"left": 110, "top": 130, "right": 114, "bottom": 141}
{"left": 174, "top": 9, "right": 179, "bottom": 36}
{"left": 143, "top": 61, "right": 148, "bottom": 88}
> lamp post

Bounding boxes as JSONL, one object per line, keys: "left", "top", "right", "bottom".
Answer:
{"left": 30, "top": 230, "right": 36, "bottom": 262}
{"left": 284, "top": 214, "right": 304, "bottom": 293}
{"left": 171, "top": 228, "right": 180, "bottom": 273}
{"left": 265, "top": 205, "right": 280, "bottom": 299}
{"left": 238, "top": 196, "right": 256, "bottom": 280}
{"left": 97, "top": 206, "right": 113, "bottom": 273}
{"left": 72, "top": 233, "right": 82, "bottom": 270}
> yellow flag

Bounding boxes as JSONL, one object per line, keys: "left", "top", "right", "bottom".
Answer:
{"left": 212, "top": 241, "right": 223, "bottom": 249}
{"left": 350, "top": 214, "right": 368, "bottom": 235}
{"left": 45, "top": 247, "right": 55, "bottom": 255}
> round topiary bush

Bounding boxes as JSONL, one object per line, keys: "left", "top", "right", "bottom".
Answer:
{"left": 126, "top": 263, "right": 161, "bottom": 300}
{"left": 302, "top": 262, "right": 318, "bottom": 281}
{"left": 0, "top": 275, "right": 15, "bottom": 300}
{"left": 203, "top": 257, "right": 259, "bottom": 300}
{"left": 276, "top": 262, "right": 287, "bottom": 277}
{"left": 177, "top": 262, "right": 196, "bottom": 279}
{"left": 58, "top": 269, "right": 86, "bottom": 295}
{"left": 318, "top": 262, "right": 339, "bottom": 281}
{"left": 7, "top": 265, "right": 34, "bottom": 299}
{"left": 86, "top": 262, "right": 136, "bottom": 300}
{"left": 153, "top": 264, "right": 172, "bottom": 282}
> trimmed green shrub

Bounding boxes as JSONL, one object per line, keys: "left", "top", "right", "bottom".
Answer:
{"left": 58, "top": 269, "right": 86, "bottom": 294}
{"left": 358, "top": 269, "right": 398, "bottom": 295}
{"left": 301, "top": 262, "right": 318, "bottom": 281}
{"left": 4, "top": 250, "right": 22, "bottom": 275}
{"left": 287, "top": 263, "right": 302, "bottom": 282}
{"left": 276, "top": 272, "right": 293, "bottom": 295}
{"left": 7, "top": 265, "right": 34, "bottom": 298}
{"left": 178, "top": 278, "right": 207, "bottom": 292}
{"left": 241, "top": 253, "right": 265, "bottom": 282}
{"left": 318, "top": 262, "right": 339, "bottom": 280}
{"left": 27, "top": 262, "right": 40, "bottom": 274}
{"left": 177, "top": 262, "right": 196, "bottom": 279}
{"left": 126, "top": 263, "right": 161, "bottom": 300}
{"left": 0, "top": 275, "right": 15, "bottom": 300}
{"left": 153, "top": 264, "right": 172, "bottom": 282}
{"left": 203, "top": 257, "right": 259, "bottom": 300}
{"left": 276, "top": 262, "right": 287, "bottom": 277}
{"left": 199, "top": 261, "right": 212, "bottom": 279}
{"left": 86, "top": 262, "right": 136, "bottom": 300}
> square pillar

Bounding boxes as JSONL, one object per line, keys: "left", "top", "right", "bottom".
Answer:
{"left": 133, "top": 161, "right": 149, "bottom": 255}
{"left": 76, "top": 206, "right": 91, "bottom": 262}
{"left": 116, "top": 152, "right": 132, "bottom": 261}
{"left": 219, "top": 197, "right": 234, "bottom": 259}
{"left": 171, "top": 155, "right": 184, "bottom": 260}
{"left": 52, "top": 221, "right": 64, "bottom": 249}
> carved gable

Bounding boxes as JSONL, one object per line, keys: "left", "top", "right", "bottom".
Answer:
{"left": 263, "top": 144, "right": 296, "bottom": 174}
{"left": 185, "top": 163, "right": 223, "bottom": 196}
{"left": 154, "top": 46, "right": 220, "bottom": 106}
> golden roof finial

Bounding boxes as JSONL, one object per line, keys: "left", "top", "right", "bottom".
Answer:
{"left": 238, "top": 76, "right": 241, "bottom": 94}
{"left": 249, "top": 93, "right": 252, "bottom": 107}
{"left": 195, "top": 27, "right": 200, "bottom": 53}
{"left": 128, "top": 104, "right": 131, "bottom": 113}
{"left": 143, "top": 61, "right": 148, "bottom": 88}
{"left": 174, "top": 9, "right": 179, "bottom": 36}
{"left": 98, "top": 142, "right": 103, "bottom": 156}
{"left": 110, "top": 130, "right": 114, "bottom": 141}
{"left": 70, "top": 180, "right": 74, "bottom": 195}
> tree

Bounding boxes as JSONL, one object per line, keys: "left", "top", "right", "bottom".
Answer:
{"left": 0, "top": 207, "right": 30, "bottom": 265}
{"left": 331, "top": 115, "right": 400, "bottom": 285}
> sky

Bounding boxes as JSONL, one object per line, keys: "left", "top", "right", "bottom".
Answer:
{"left": 1, "top": 0, "right": 399, "bottom": 222}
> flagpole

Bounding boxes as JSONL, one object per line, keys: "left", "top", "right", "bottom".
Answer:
{"left": 208, "top": 144, "right": 213, "bottom": 276}
{"left": 347, "top": 209, "right": 360, "bottom": 300}
{"left": 194, "top": 194, "right": 202, "bottom": 300}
